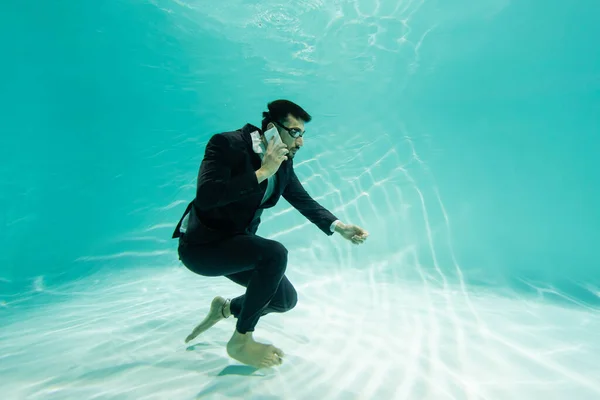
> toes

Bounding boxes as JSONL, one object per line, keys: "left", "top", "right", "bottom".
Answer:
{"left": 260, "top": 358, "right": 274, "bottom": 368}
{"left": 259, "top": 351, "right": 284, "bottom": 368}
{"left": 185, "top": 331, "right": 198, "bottom": 343}
{"left": 261, "top": 356, "right": 281, "bottom": 368}
{"left": 270, "top": 352, "right": 283, "bottom": 365}
{"left": 273, "top": 347, "right": 285, "bottom": 358}
{"left": 268, "top": 348, "right": 284, "bottom": 366}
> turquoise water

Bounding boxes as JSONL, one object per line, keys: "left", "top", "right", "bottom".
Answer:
{"left": 1, "top": 1, "right": 599, "bottom": 399}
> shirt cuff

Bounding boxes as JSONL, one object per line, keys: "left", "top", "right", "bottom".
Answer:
{"left": 330, "top": 220, "right": 341, "bottom": 233}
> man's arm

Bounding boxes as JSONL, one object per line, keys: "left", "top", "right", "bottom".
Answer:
{"left": 195, "top": 133, "right": 264, "bottom": 210}
{"left": 282, "top": 168, "right": 340, "bottom": 236}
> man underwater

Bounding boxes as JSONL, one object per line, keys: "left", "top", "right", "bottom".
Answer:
{"left": 173, "top": 99, "right": 368, "bottom": 368}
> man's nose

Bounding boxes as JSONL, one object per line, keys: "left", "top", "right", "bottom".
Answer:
{"left": 295, "top": 136, "right": 304, "bottom": 147}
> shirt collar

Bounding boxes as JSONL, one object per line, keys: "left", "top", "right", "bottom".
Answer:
{"left": 250, "top": 130, "right": 265, "bottom": 156}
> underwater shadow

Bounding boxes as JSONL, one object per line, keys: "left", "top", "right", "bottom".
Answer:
{"left": 192, "top": 348, "right": 276, "bottom": 399}
{"left": 195, "top": 369, "right": 276, "bottom": 400}
{"left": 217, "top": 364, "right": 259, "bottom": 376}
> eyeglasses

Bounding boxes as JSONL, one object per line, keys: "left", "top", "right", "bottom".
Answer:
{"left": 275, "top": 121, "right": 304, "bottom": 138}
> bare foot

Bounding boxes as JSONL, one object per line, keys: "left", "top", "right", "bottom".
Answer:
{"left": 184, "top": 296, "right": 230, "bottom": 343}
{"left": 226, "top": 330, "right": 284, "bottom": 369}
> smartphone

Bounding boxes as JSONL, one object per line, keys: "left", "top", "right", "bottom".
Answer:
{"left": 264, "top": 126, "right": 283, "bottom": 147}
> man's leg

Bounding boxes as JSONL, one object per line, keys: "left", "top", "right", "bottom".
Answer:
{"left": 178, "top": 233, "right": 287, "bottom": 368}
{"left": 226, "top": 271, "right": 298, "bottom": 318}
{"left": 183, "top": 265, "right": 298, "bottom": 345}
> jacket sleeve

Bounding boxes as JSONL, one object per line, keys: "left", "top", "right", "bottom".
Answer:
{"left": 282, "top": 168, "right": 339, "bottom": 235}
{"left": 194, "top": 133, "right": 262, "bottom": 210}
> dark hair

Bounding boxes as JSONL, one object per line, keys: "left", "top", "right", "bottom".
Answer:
{"left": 261, "top": 99, "right": 312, "bottom": 132}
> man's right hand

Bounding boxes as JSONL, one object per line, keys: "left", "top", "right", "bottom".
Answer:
{"left": 260, "top": 136, "right": 289, "bottom": 178}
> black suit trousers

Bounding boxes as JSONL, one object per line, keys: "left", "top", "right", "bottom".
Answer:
{"left": 178, "top": 233, "right": 298, "bottom": 333}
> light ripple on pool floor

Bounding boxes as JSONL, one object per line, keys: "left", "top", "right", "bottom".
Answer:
{"left": 1, "top": 265, "right": 598, "bottom": 400}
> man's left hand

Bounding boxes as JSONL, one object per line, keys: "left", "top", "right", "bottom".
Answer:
{"left": 336, "top": 222, "right": 369, "bottom": 245}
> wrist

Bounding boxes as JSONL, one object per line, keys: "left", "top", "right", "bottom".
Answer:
{"left": 334, "top": 221, "right": 346, "bottom": 233}
{"left": 255, "top": 167, "right": 270, "bottom": 183}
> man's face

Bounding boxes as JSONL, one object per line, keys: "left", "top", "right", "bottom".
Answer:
{"left": 269, "top": 114, "right": 305, "bottom": 160}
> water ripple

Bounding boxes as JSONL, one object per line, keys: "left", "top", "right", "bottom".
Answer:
{"left": 2, "top": 267, "right": 598, "bottom": 399}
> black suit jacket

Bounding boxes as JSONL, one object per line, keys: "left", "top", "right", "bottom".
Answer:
{"left": 172, "top": 123, "right": 339, "bottom": 244}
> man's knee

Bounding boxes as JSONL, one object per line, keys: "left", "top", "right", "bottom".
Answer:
{"left": 265, "top": 240, "right": 288, "bottom": 273}
{"left": 286, "top": 285, "right": 298, "bottom": 311}
{"left": 269, "top": 241, "right": 288, "bottom": 261}
{"left": 270, "top": 283, "right": 297, "bottom": 313}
